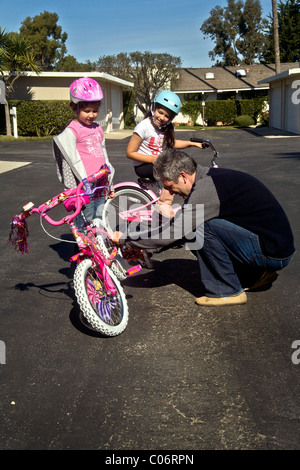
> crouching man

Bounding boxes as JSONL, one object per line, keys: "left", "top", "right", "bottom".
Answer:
{"left": 112, "top": 149, "right": 295, "bottom": 306}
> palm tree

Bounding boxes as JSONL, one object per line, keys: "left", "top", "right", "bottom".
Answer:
{"left": 0, "top": 29, "right": 10, "bottom": 65}
{"left": 0, "top": 28, "right": 41, "bottom": 135}
{"left": 272, "top": 0, "right": 281, "bottom": 73}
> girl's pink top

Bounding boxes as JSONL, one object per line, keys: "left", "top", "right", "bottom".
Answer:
{"left": 68, "top": 120, "right": 106, "bottom": 177}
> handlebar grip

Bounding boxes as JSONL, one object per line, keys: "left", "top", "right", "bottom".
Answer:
{"left": 190, "top": 137, "right": 212, "bottom": 144}
{"left": 190, "top": 137, "right": 205, "bottom": 143}
{"left": 190, "top": 137, "right": 211, "bottom": 148}
{"left": 87, "top": 167, "right": 110, "bottom": 185}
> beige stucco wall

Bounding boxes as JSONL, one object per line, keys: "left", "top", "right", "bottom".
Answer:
{"left": 10, "top": 76, "right": 73, "bottom": 100}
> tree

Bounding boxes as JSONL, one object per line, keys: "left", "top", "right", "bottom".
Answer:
{"left": 200, "top": 0, "right": 268, "bottom": 65}
{"left": 237, "top": 0, "right": 269, "bottom": 64}
{"left": 201, "top": 1, "right": 243, "bottom": 65}
{"left": 55, "top": 55, "right": 96, "bottom": 72}
{"left": 0, "top": 29, "right": 10, "bottom": 66}
{"left": 18, "top": 11, "right": 67, "bottom": 70}
{"left": 96, "top": 51, "right": 181, "bottom": 115}
{"left": 264, "top": 0, "right": 300, "bottom": 64}
{"left": 272, "top": 0, "right": 281, "bottom": 73}
{"left": 0, "top": 27, "right": 41, "bottom": 135}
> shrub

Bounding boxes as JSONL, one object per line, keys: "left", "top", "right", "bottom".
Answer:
{"left": 235, "top": 115, "right": 255, "bottom": 127}
{"left": 259, "top": 111, "right": 269, "bottom": 126}
{"left": 181, "top": 101, "right": 202, "bottom": 125}
{"left": 236, "top": 97, "right": 268, "bottom": 123}
{"left": 123, "top": 91, "right": 135, "bottom": 128}
{"left": 204, "top": 101, "right": 237, "bottom": 126}
{"left": 181, "top": 100, "right": 238, "bottom": 126}
{"left": 8, "top": 100, "right": 74, "bottom": 137}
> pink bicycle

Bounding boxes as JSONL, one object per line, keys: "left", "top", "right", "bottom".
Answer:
{"left": 102, "top": 138, "right": 219, "bottom": 233}
{"left": 9, "top": 165, "right": 142, "bottom": 337}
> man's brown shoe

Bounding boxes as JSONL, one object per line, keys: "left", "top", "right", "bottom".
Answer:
{"left": 244, "top": 271, "right": 278, "bottom": 291}
{"left": 195, "top": 292, "right": 247, "bottom": 306}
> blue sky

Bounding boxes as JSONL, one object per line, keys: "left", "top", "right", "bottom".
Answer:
{"left": 0, "top": 0, "right": 273, "bottom": 68}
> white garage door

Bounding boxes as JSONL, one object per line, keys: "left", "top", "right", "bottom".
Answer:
{"left": 270, "top": 86, "right": 282, "bottom": 129}
{"left": 285, "top": 85, "right": 299, "bottom": 134}
{"left": 95, "top": 83, "right": 107, "bottom": 132}
{"left": 111, "top": 88, "right": 121, "bottom": 130}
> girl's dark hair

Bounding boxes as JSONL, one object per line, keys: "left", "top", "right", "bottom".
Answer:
{"left": 146, "top": 103, "right": 176, "bottom": 148}
{"left": 70, "top": 101, "right": 101, "bottom": 113}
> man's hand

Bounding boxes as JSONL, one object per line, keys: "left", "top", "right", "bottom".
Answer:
{"left": 109, "top": 231, "right": 123, "bottom": 245}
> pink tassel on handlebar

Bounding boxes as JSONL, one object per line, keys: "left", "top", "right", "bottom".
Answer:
{"left": 9, "top": 215, "right": 29, "bottom": 254}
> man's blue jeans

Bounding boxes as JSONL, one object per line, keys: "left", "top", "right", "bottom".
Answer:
{"left": 194, "top": 219, "right": 293, "bottom": 297}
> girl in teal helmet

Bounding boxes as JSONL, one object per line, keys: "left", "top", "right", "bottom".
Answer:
{"left": 126, "top": 90, "right": 205, "bottom": 216}
{"left": 153, "top": 90, "right": 182, "bottom": 120}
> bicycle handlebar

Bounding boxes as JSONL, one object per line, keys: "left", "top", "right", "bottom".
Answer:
{"left": 190, "top": 138, "right": 219, "bottom": 167}
{"left": 19, "top": 165, "right": 111, "bottom": 227}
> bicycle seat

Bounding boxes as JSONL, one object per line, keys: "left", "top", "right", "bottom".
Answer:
{"left": 138, "top": 176, "right": 156, "bottom": 186}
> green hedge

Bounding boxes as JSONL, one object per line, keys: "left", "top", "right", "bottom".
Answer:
{"left": 181, "top": 98, "right": 267, "bottom": 126}
{"left": 123, "top": 90, "right": 135, "bottom": 128}
{"left": 0, "top": 96, "right": 269, "bottom": 136}
{"left": 181, "top": 101, "right": 204, "bottom": 125}
{"left": 205, "top": 101, "right": 237, "bottom": 126}
{"left": 236, "top": 97, "right": 268, "bottom": 121}
{"left": 1, "top": 100, "right": 74, "bottom": 137}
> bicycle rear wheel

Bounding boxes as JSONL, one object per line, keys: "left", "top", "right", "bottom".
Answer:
{"left": 102, "top": 186, "right": 155, "bottom": 233}
{"left": 74, "top": 258, "right": 128, "bottom": 336}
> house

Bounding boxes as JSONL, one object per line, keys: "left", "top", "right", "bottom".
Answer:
{"left": 172, "top": 63, "right": 299, "bottom": 125}
{"left": 7, "top": 71, "right": 133, "bottom": 132}
{"left": 258, "top": 68, "right": 300, "bottom": 135}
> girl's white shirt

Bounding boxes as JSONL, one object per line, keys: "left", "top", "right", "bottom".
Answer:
{"left": 133, "top": 118, "right": 165, "bottom": 166}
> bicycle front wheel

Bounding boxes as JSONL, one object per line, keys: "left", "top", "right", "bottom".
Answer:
{"left": 74, "top": 258, "right": 128, "bottom": 336}
{"left": 103, "top": 186, "right": 155, "bottom": 233}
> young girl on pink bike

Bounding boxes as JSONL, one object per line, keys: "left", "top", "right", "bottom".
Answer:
{"left": 53, "top": 77, "right": 115, "bottom": 230}
{"left": 126, "top": 90, "right": 205, "bottom": 216}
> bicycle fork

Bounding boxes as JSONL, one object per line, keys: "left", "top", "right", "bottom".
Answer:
{"left": 69, "top": 223, "right": 142, "bottom": 295}
{"left": 68, "top": 224, "right": 117, "bottom": 295}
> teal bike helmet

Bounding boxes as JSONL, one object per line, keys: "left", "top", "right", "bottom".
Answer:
{"left": 153, "top": 90, "right": 181, "bottom": 115}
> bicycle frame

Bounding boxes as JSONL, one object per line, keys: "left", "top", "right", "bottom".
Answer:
{"left": 9, "top": 165, "right": 142, "bottom": 295}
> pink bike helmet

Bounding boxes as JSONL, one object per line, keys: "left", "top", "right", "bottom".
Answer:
{"left": 70, "top": 77, "right": 103, "bottom": 103}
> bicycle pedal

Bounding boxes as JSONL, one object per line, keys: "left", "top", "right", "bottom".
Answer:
{"left": 70, "top": 253, "right": 81, "bottom": 262}
{"left": 126, "top": 265, "right": 142, "bottom": 276}
{"left": 108, "top": 248, "right": 119, "bottom": 259}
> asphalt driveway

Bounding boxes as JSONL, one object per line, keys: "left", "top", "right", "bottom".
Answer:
{"left": 0, "top": 128, "right": 299, "bottom": 452}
